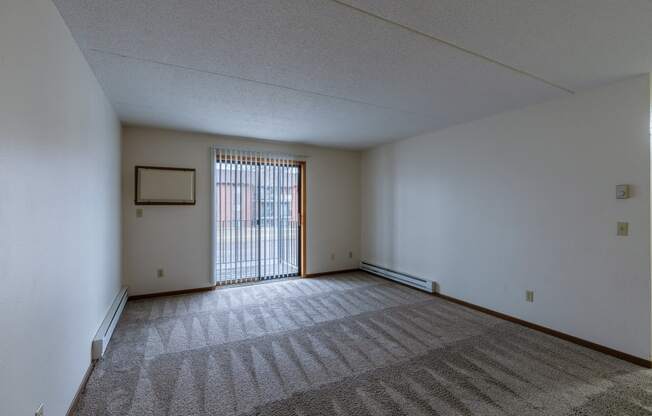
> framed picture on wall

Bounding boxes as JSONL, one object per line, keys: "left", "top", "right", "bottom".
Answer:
{"left": 135, "top": 166, "right": 196, "bottom": 205}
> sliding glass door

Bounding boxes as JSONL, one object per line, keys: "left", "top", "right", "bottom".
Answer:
{"left": 214, "top": 149, "right": 303, "bottom": 285}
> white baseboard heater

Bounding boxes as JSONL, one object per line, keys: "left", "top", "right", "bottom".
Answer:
{"left": 92, "top": 287, "right": 128, "bottom": 360}
{"left": 360, "top": 261, "right": 436, "bottom": 293}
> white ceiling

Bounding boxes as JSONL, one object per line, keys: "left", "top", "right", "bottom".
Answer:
{"left": 52, "top": 0, "right": 652, "bottom": 149}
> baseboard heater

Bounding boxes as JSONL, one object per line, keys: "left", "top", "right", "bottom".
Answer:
{"left": 92, "top": 286, "right": 128, "bottom": 360}
{"left": 360, "top": 261, "right": 436, "bottom": 293}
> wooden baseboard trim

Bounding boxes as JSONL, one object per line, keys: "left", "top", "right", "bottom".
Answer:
{"left": 304, "top": 268, "right": 360, "bottom": 278}
{"left": 356, "top": 269, "right": 650, "bottom": 368}
{"left": 133, "top": 270, "right": 649, "bottom": 367}
{"left": 66, "top": 360, "right": 96, "bottom": 416}
{"left": 433, "top": 292, "right": 651, "bottom": 368}
{"left": 129, "top": 271, "right": 360, "bottom": 298}
{"left": 129, "top": 285, "right": 217, "bottom": 300}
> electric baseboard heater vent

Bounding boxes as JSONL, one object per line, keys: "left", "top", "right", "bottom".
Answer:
{"left": 360, "top": 262, "right": 436, "bottom": 293}
{"left": 92, "top": 287, "right": 128, "bottom": 360}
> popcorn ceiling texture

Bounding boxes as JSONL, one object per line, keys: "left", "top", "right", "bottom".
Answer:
{"left": 72, "top": 272, "right": 652, "bottom": 415}
{"left": 51, "top": 0, "right": 569, "bottom": 148}
{"left": 52, "top": 0, "right": 652, "bottom": 147}
{"left": 344, "top": 0, "right": 652, "bottom": 91}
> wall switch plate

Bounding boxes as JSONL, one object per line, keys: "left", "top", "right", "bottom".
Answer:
{"left": 136, "top": 208, "right": 143, "bottom": 218}
{"left": 35, "top": 404, "right": 44, "bottom": 416}
{"left": 526, "top": 290, "right": 534, "bottom": 303}
{"left": 157, "top": 268, "right": 164, "bottom": 278}
{"left": 617, "top": 222, "right": 629, "bottom": 236}
{"left": 616, "top": 184, "right": 631, "bottom": 199}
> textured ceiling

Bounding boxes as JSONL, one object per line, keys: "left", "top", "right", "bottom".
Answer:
{"left": 52, "top": 0, "right": 652, "bottom": 148}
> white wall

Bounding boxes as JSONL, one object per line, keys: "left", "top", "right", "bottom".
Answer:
{"left": 0, "top": 1, "right": 122, "bottom": 415}
{"left": 122, "top": 126, "right": 361, "bottom": 296}
{"left": 362, "top": 76, "right": 651, "bottom": 360}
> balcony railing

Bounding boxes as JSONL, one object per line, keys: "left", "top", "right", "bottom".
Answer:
{"left": 215, "top": 219, "right": 300, "bottom": 283}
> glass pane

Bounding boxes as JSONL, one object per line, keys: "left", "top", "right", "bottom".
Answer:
{"left": 215, "top": 153, "right": 300, "bottom": 284}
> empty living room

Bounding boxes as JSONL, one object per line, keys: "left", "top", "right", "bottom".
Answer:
{"left": 4, "top": 0, "right": 652, "bottom": 415}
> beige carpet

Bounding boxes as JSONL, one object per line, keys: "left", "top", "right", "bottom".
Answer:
{"left": 72, "top": 272, "right": 652, "bottom": 415}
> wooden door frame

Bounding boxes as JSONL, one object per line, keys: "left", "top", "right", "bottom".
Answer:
{"left": 212, "top": 151, "right": 306, "bottom": 282}
{"left": 298, "top": 161, "right": 306, "bottom": 277}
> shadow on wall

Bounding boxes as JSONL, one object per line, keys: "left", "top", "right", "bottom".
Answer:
{"left": 369, "top": 144, "right": 399, "bottom": 269}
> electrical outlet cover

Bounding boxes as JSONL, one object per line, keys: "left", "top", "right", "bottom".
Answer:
{"left": 616, "top": 184, "right": 630, "bottom": 199}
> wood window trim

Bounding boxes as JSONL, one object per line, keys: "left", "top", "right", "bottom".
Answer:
{"left": 134, "top": 165, "right": 197, "bottom": 206}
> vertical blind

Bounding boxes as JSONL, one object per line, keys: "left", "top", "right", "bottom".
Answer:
{"left": 213, "top": 148, "right": 302, "bottom": 285}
